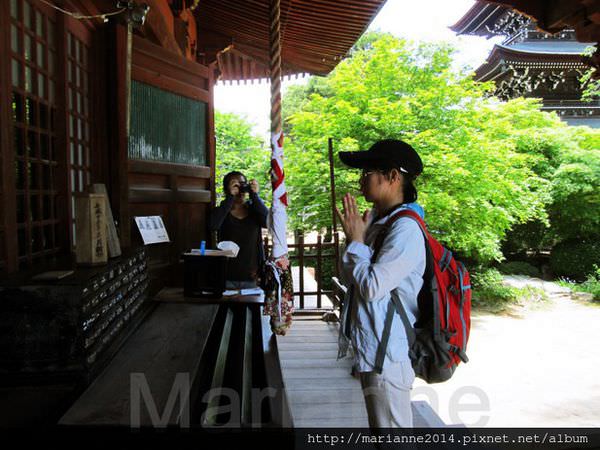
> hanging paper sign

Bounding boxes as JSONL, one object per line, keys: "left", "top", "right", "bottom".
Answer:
{"left": 135, "top": 216, "right": 170, "bottom": 244}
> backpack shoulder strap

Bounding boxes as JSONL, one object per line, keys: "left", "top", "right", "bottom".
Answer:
{"left": 373, "top": 292, "right": 417, "bottom": 373}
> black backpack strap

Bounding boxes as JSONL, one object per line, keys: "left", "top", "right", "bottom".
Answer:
{"left": 373, "top": 293, "right": 416, "bottom": 373}
{"left": 373, "top": 300, "right": 397, "bottom": 373}
{"left": 392, "top": 293, "right": 416, "bottom": 347}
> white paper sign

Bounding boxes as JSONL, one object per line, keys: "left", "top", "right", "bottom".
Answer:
{"left": 135, "top": 216, "right": 170, "bottom": 244}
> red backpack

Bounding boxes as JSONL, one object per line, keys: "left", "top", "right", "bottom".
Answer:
{"left": 373, "top": 209, "right": 471, "bottom": 383}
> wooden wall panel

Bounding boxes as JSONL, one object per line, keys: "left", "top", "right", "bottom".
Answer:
{"left": 126, "top": 35, "right": 214, "bottom": 287}
{"left": 127, "top": 161, "right": 211, "bottom": 285}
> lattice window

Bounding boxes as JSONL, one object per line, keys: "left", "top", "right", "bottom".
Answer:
{"left": 10, "top": 0, "right": 60, "bottom": 268}
{"left": 66, "top": 31, "right": 92, "bottom": 246}
{"left": 129, "top": 81, "right": 207, "bottom": 165}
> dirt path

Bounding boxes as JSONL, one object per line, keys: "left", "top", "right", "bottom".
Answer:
{"left": 412, "top": 277, "right": 600, "bottom": 427}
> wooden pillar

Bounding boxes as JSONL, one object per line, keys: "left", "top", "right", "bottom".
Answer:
{"left": 110, "top": 22, "right": 132, "bottom": 248}
{"left": 0, "top": 0, "right": 17, "bottom": 272}
{"left": 207, "top": 61, "right": 217, "bottom": 247}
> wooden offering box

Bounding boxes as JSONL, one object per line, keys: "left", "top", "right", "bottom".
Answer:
{"left": 0, "top": 248, "right": 150, "bottom": 385}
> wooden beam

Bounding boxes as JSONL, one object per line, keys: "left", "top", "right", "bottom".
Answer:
{"left": 143, "top": 0, "right": 182, "bottom": 56}
{"left": 133, "top": 35, "right": 209, "bottom": 79}
{"left": 128, "top": 187, "right": 211, "bottom": 204}
{"left": 131, "top": 65, "right": 211, "bottom": 102}
{"left": 128, "top": 160, "right": 210, "bottom": 178}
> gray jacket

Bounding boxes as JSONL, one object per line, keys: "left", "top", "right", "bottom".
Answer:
{"left": 338, "top": 204, "right": 426, "bottom": 372}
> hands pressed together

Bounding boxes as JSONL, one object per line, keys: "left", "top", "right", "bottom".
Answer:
{"left": 336, "top": 193, "right": 370, "bottom": 244}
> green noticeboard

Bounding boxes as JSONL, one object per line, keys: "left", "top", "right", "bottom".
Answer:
{"left": 129, "top": 81, "right": 207, "bottom": 165}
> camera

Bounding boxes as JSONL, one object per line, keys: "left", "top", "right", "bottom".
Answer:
{"left": 239, "top": 182, "right": 252, "bottom": 194}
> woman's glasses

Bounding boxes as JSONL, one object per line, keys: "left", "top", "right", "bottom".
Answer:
{"left": 360, "top": 169, "right": 381, "bottom": 179}
{"left": 360, "top": 167, "right": 408, "bottom": 179}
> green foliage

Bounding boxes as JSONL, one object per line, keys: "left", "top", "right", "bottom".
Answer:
{"left": 581, "top": 76, "right": 600, "bottom": 102}
{"left": 580, "top": 46, "right": 600, "bottom": 102}
{"left": 502, "top": 125, "right": 600, "bottom": 252}
{"left": 558, "top": 266, "right": 600, "bottom": 301}
{"left": 578, "top": 267, "right": 600, "bottom": 301}
{"left": 471, "top": 268, "right": 547, "bottom": 311}
{"left": 214, "top": 111, "right": 270, "bottom": 202}
{"left": 283, "top": 33, "right": 556, "bottom": 263}
{"left": 471, "top": 268, "right": 505, "bottom": 290}
{"left": 496, "top": 261, "right": 541, "bottom": 278}
{"left": 213, "top": 34, "right": 600, "bottom": 281}
{"left": 547, "top": 132, "right": 600, "bottom": 242}
{"left": 550, "top": 239, "right": 600, "bottom": 281}
{"left": 282, "top": 77, "right": 333, "bottom": 136}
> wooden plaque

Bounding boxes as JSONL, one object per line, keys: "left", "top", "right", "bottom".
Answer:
{"left": 89, "top": 183, "right": 122, "bottom": 258}
{"left": 75, "top": 193, "right": 108, "bottom": 266}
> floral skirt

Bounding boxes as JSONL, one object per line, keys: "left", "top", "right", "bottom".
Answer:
{"left": 263, "top": 264, "right": 294, "bottom": 335}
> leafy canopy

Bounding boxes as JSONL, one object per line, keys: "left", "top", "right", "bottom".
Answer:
{"left": 283, "top": 33, "right": 599, "bottom": 264}
{"left": 214, "top": 111, "right": 270, "bottom": 201}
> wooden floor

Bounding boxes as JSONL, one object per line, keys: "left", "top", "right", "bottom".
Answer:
{"left": 276, "top": 317, "right": 446, "bottom": 428}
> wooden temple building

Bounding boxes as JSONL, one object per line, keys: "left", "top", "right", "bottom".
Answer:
{"left": 451, "top": 1, "right": 600, "bottom": 128}
{"left": 1, "top": 0, "right": 599, "bottom": 440}
{"left": 0, "top": 0, "right": 388, "bottom": 434}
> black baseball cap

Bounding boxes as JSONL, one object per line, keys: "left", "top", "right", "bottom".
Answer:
{"left": 339, "top": 139, "right": 423, "bottom": 176}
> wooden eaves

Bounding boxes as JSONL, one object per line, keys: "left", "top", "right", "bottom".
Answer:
{"left": 192, "top": 0, "right": 388, "bottom": 82}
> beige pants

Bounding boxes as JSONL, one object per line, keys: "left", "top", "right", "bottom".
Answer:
{"left": 359, "top": 361, "right": 416, "bottom": 428}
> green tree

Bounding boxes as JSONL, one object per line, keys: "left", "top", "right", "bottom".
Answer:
{"left": 282, "top": 33, "right": 593, "bottom": 264}
{"left": 501, "top": 123, "right": 600, "bottom": 257}
{"left": 580, "top": 46, "right": 600, "bottom": 102}
{"left": 548, "top": 127, "right": 600, "bottom": 242}
{"left": 214, "top": 111, "right": 270, "bottom": 201}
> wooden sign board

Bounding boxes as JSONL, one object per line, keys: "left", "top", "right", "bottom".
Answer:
{"left": 89, "top": 184, "right": 122, "bottom": 258}
{"left": 75, "top": 193, "right": 108, "bottom": 266}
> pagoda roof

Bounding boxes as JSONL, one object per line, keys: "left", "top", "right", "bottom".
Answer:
{"left": 475, "top": 42, "right": 589, "bottom": 81}
{"left": 450, "top": 2, "right": 512, "bottom": 37}
{"left": 491, "top": 0, "right": 600, "bottom": 42}
{"left": 507, "top": 39, "right": 593, "bottom": 55}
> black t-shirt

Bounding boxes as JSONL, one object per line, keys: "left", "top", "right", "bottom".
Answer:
{"left": 208, "top": 192, "right": 268, "bottom": 282}
{"left": 219, "top": 213, "right": 261, "bottom": 281}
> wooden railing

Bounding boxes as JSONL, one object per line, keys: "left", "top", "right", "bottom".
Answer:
{"left": 263, "top": 232, "right": 341, "bottom": 310}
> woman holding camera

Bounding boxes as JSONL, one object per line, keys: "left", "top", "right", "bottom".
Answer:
{"left": 209, "top": 171, "right": 268, "bottom": 289}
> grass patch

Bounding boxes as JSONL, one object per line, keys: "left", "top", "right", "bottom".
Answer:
{"left": 471, "top": 268, "right": 548, "bottom": 313}
{"left": 558, "top": 266, "right": 600, "bottom": 302}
